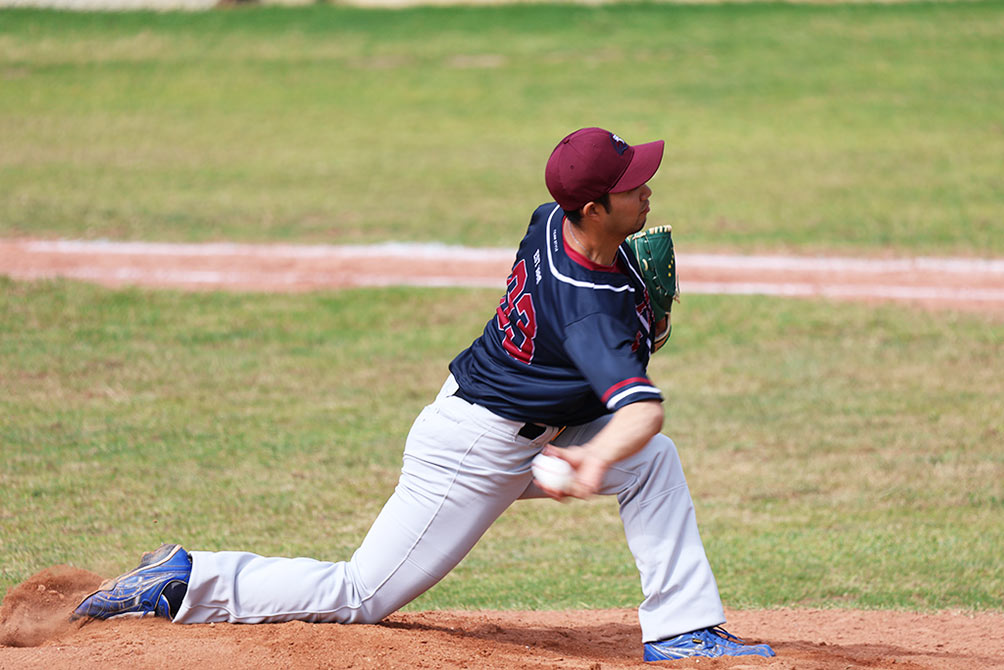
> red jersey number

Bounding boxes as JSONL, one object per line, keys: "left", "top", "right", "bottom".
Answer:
{"left": 496, "top": 260, "right": 537, "bottom": 364}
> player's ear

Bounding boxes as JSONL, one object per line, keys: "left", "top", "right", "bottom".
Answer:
{"left": 581, "top": 200, "right": 603, "bottom": 220}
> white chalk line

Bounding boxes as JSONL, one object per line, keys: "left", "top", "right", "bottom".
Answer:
{"left": 9, "top": 267, "right": 503, "bottom": 289}
{"left": 21, "top": 239, "right": 1004, "bottom": 275}
{"left": 684, "top": 282, "right": 1004, "bottom": 302}
{"left": 7, "top": 239, "right": 1004, "bottom": 304}
{"left": 22, "top": 240, "right": 517, "bottom": 263}
{"left": 10, "top": 268, "right": 1004, "bottom": 303}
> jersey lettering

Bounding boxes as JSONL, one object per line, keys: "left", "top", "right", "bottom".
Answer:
{"left": 496, "top": 260, "right": 538, "bottom": 364}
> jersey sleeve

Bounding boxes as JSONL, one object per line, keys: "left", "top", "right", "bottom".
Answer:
{"left": 563, "top": 313, "right": 663, "bottom": 412}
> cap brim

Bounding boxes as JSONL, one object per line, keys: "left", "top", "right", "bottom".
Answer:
{"left": 611, "top": 140, "right": 664, "bottom": 193}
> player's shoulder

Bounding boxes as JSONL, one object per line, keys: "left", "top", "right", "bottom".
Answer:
{"left": 620, "top": 238, "right": 640, "bottom": 266}
{"left": 515, "top": 202, "right": 562, "bottom": 254}
{"left": 529, "top": 201, "right": 562, "bottom": 225}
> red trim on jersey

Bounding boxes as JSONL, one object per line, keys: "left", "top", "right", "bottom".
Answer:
{"left": 601, "top": 377, "right": 652, "bottom": 403}
{"left": 562, "top": 218, "right": 621, "bottom": 273}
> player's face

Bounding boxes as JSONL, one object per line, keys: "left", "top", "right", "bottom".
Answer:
{"left": 605, "top": 183, "right": 652, "bottom": 237}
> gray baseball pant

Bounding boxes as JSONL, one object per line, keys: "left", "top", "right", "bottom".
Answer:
{"left": 173, "top": 376, "right": 726, "bottom": 642}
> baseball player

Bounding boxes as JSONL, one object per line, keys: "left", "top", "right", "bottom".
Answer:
{"left": 73, "top": 127, "right": 775, "bottom": 662}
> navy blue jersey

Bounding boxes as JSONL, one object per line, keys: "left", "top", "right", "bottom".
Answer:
{"left": 449, "top": 202, "right": 663, "bottom": 426}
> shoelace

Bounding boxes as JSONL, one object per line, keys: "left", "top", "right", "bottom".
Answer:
{"left": 703, "top": 627, "right": 747, "bottom": 645}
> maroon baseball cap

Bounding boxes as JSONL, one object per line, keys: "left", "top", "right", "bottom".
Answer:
{"left": 545, "top": 127, "right": 665, "bottom": 211}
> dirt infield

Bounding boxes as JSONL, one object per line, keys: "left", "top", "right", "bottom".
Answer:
{"left": 3, "top": 238, "right": 1004, "bottom": 314}
{"left": 2, "top": 566, "right": 1003, "bottom": 670}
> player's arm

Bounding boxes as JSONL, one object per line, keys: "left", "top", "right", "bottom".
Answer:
{"left": 545, "top": 399, "right": 663, "bottom": 500}
{"left": 545, "top": 315, "right": 666, "bottom": 500}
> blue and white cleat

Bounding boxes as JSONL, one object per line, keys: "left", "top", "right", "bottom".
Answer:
{"left": 644, "top": 626, "right": 775, "bottom": 661}
{"left": 72, "top": 543, "right": 192, "bottom": 621}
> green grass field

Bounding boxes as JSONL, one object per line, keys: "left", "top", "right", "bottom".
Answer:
{"left": 1, "top": 1, "right": 1002, "bottom": 614}
{"left": 2, "top": 280, "right": 1002, "bottom": 609}
{"left": 2, "top": 2, "right": 1002, "bottom": 253}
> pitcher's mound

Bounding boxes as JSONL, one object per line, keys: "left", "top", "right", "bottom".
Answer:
{"left": 2, "top": 566, "right": 1002, "bottom": 669}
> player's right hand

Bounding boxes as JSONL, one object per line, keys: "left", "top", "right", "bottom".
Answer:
{"left": 541, "top": 445, "right": 609, "bottom": 500}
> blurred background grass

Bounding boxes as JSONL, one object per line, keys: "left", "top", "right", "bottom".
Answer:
{"left": 2, "top": 280, "right": 1001, "bottom": 610}
{"left": 1, "top": 1, "right": 1002, "bottom": 614}
{"left": 2, "top": 2, "right": 1002, "bottom": 253}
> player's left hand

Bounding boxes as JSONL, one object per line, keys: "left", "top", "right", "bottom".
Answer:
{"left": 540, "top": 445, "right": 609, "bottom": 501}
{"left": 626, "top": 225, "right": 679, "bottom": 353}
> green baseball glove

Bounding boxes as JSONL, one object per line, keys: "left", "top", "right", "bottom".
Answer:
{"left": 626, "top": 224, "right": 679, "bottom": 351}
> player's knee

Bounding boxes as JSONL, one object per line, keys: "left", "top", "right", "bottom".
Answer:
{"left": 348, "top": 608, "right": 388, "bottom": 625}
{"left": 335, "top": 598, "right": 397, "bottom": 625}
{"left": 339, "top": 581, "right": 422, "bottom": 625}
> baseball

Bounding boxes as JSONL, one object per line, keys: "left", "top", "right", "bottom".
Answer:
{"left": 531, "top": 453, "right": 575, "bottom": 492}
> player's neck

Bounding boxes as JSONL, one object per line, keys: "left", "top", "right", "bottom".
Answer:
{"left": 564, "top": 218, "right": 620, "bottom": 267}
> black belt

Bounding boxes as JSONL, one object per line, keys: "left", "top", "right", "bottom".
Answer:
{"left": 517, "top": 423, "right": 547, "bottom": 440}
{"left": 453, "top": 386, "right": 548, "bottom": 441}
